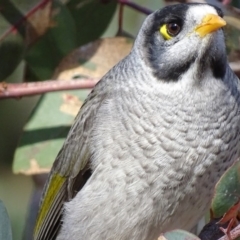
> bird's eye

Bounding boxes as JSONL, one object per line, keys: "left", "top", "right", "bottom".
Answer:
{"left": 160, "top": 23, "right": 181, "bottom": 40}
{"left": 166, "top": 23, "right": 181, "bottom": 36}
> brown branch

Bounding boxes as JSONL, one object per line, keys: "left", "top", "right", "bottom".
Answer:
{"left": 118, "top": 0, "right": 152, "bottom": 15}
{"left": 0, "top": 0, "right": 51, "bottom": 42}
{"left": 1, "top": 64, "right": 239, "bottom": 99}
{"left": 117, "top": 2, "right": 124, "bottom": 35}
{"left": 218, "top": 224, "right": 240, "bottom": 240}
{"left": 0, "top": 79, "right": 99, "bottom": 99}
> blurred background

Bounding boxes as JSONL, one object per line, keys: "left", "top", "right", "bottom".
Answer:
{"left": 0, "top": 0, "right": 240, "bottom": 239}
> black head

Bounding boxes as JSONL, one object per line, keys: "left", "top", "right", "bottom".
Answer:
{"left": 134, "top": 3, "right": 227, "bottom": 82}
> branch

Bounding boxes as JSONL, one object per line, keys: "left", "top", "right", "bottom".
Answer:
{"left": 218, "top": 224, "right": 240, "bottom": 240}
{"left": 1, "top": 64, "right": 240, "bottom": 99}
{"left": 0, "top": 79, "right": 99, "bottom": 99}
{"left": 117, "top": 2, "right": 124, "bottom": 35}
{"left": 0, "top": 0, "right": 51, "bottom": 42}
{"left": 118, "top": 0, "right": 152, "bottom": 15}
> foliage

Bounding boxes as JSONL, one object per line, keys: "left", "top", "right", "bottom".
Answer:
{"left": 0, "top": 0, "right": 117, "bottom": 81}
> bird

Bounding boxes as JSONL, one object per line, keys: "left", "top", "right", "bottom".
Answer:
{"left": 34, "top": 3, "right": 240, "bottom": 240}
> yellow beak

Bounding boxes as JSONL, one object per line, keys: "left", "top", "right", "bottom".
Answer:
{"left": 195, "top": 14, "right": 226, "bottom": 37}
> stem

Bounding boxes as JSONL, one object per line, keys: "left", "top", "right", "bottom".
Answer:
{"left": 0, "top": 79, "right": 98, "bottom": 99}
{"left": 118, "top": 0, "right": 152, "bottom": 15}
{"left": 117, "top": 2, "right": 124, "bottom": 35}
{"left": 0, "top": 0, "right": 51, "bottom": 42}
{"left": 218, "top": 224, "right": 240, "bottom": 240}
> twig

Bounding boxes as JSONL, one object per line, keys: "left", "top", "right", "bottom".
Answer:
{"left": 0, "top": 0, "right": 51, "bottom": 42}
{"left": 1, "top": 64, "right": 240, "bottom": 99}
{"left": 118, "top": 0, "right": 152, "bottom": 15}
{"left": 117, "top": 2, "right": 124, "bottom": 35}
{"left": 117, "top": 0, "right": 152, "bottom": 35}
{"left": 0, "top": 79, "right": 99, "bottom": 99}
{"left": 218, "top": 224, "right": 240, "bottom": 240}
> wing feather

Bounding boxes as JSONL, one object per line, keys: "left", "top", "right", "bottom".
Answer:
{"left": 34, "top": 81, "right": 108, "bottom": 240}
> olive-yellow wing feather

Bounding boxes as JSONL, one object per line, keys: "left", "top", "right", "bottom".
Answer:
{"left": 34, "top": 81, "right": 108, "bottom": 240}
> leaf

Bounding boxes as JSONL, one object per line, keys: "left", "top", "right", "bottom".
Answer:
{"left": 218, "top": 200, "right": 240, "bottom": 224}
{"left": 225, "top": 16, "right": 240, "bottom": 31}
{"left": 26, "top": 0, "right": 117, "bottom": 80}
{"left": 66, "top": 0, "right": 117, "bottom": 46}
{"left": 13, "top": 89, "right": 89, "bottom": 174}
{"left": 14, "top": 36, "right": 132, "bottom": 175}
{"left": 24, "top": 1, "right": 53, "bottom": 44}
{"left": 54, "top": 37, "right": 133, "bottom": 79}
{"left": 0, "top": 3, "right": 26, "bottom": 80}
{"left": 224, "top": 17, "right": 240, "bottom": 58}
{"left": 211, "top": 160, "right": 240, "bottom": 218}
{"left": 158, "top": 229, "right": 200, "bottom": 240}
{"left": 0, "top": 200, "right": 12, "bottom": 240}
{"left": 25, "top": 1, "right": 77, "bottom": 80}
{"left": 1, "top": 0, "right": 117, "bottom": 81}
{"left": 0, "top": 0, "right": 50, "bottom": 80}
{"left": 231, "top": 0, "right": 240, "bottom": 9}
{"left": 0, "top": 33, "right": 25, "bottom": 81}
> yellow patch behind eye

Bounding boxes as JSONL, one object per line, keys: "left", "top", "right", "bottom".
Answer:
{"left": 160, "top": 24, "right": 172, "bottom": 40}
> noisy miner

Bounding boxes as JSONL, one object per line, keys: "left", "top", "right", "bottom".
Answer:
{"left": 34, "top": 3, "right": 240, "bottom": 240}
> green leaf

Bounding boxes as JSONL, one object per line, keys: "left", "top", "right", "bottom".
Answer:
{"left": 13, "top": 89, "right": 90, "bottom": 174}
{"left": 0, "top": 0, "right": 43, "bottom": 80}
{"left": 211, "top": 161, "right": 240, "bottom": 218}
{"left": 14, "top": 36, "right": 133, "bottom": 175}
{"left": 231, "top": 0, "right": 240, "bottom": 9}
{"left": 0, "top": 34, "right": 25, "bottom": 81}
{"left": 160, "top": 229, "right": 200, "bottom": 240}
{"left": 26, "top": 0, "right": 117, "bottom": 80}
{"left": 0, "top": 0, "right": 41, "bottom": 30}
{"left": 55, "top": 37, "right": 133, "bottom": 79}
{"left": 0, "top": 200, "right": 12, "bottom": 240}
{"left": 25, "top": 1, "right": 77, "bottom": 80}
{"left": 67, "top": 0, "right": 117, "bottom": 46}
{"left": 0, "top": 12, "right": 25, "bottom": 81}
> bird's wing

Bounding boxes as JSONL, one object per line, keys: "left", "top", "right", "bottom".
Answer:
{"left": 34, "top": 80, "right": 108, "bottom": 240}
